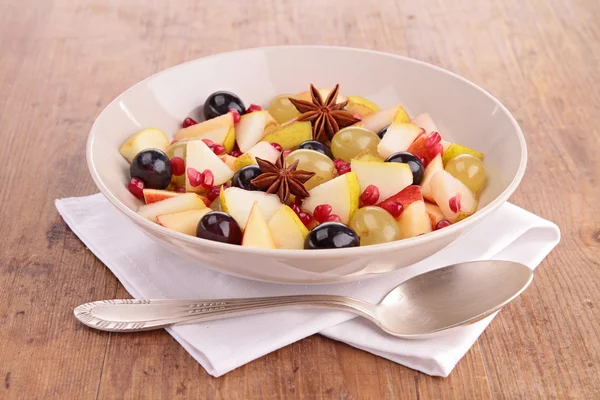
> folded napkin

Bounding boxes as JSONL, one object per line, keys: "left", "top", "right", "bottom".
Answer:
{"left": 56, "top": 194, "right": 559, "bottom": 377}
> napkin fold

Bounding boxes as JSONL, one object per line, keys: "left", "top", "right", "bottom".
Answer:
{"left": 56, "top": 194, "right": 559, "bottom": 377}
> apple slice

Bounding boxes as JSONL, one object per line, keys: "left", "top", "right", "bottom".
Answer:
{"left": 157, "top": 208, "right": 211, "bottom": 236}
{"left": 267, "top": 205, "right": 309, "bottom": 250}
{"left": 302, "top": 172, "right": 360, "bottom": 224}
{"left": 407, "top": 131, "right": 444, "bottom": 167}
{"left": 220, "top": 187, "right": 282, "bottom": 229}
{"left": 235, "top": 110, "right": 274, "bottom": 153}
{"left": 379, "top": 184, "right": 423, "bottom": 208}
{"left": 344, "top": 96, "right": 380, "bottom": 117}
{"left": 397, "top": 200, "right": 432, "bottom": 239}
{"left": 420, "top": 153, "right": 443, "bottom": 202}
{"left": 410, "top": 113, "right": 451, "bottom": 152}
{"left": 143, "top": 189, "right": 181, "bottom": 204}
{"left": 119, "top": 128, "right": 170, "bottom": 163}
{"left": 377, "top": 122, "right": 422, "bottom": 159}
{"left": 358, "top": 105, "right": 410, "bottom": 133}
{"left": 242, "top": 202, "right": 276, "bottom": 248}
{"left": 137, "top": 193, "right": 206, "bottom": 222}
{"left": 442, "top": 143, "right": 484, "bottom": 165}
{"left": 424, "top": 201, "right": 445, "bottom": 229}
{"left": 185, "top": 140, "right": 234, "bottom": 191}
{"left": 350, "top": 159, "right": 413, "bottom": 203}
{"left": 233, "top": 141, "right": 281, "bottom": 171}
{"left": 429, "top": 170, "right": 478, "bottom": 222}
{"left": 261, "top": 121, "right": 312, "bottom": 150}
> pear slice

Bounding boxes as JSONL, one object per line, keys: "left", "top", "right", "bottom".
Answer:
{"left": 185, "top": 140, "right": 234, "bottom": 191}
{"left": 219, "top": 154, "right": 238, "bottom": 170}
{"left": 261, "top": 121, "right": 312, "bottom": 149}
{"left": 420, "top": 154, "right": 443, "bottom": 202}
{"left": 233, "top": 141, "right": 280, "bottom": 171}
{"left": 220, "top": 187, "right": 282, "bottom": 229}
{"left": 345, "top": 96, "right": 380, "bottom": 117}
{"left": 377, "top": 122, "right": 422, "bottom": 159}
{"left": 352, "top": 149, "right": 384, "bottom": 163}
{"left": 156, "top": 208, "right": 211, "bottom": 236}
{"left": 175, "top": 113, "right": 235, "bottom": 152}
{"left": 242, "top": 202, "right": 277, "bottom": 248}
{"left": 119, "top": 128, "right": 170, "bottom": 163}
{"left": 350, "top": 159, "right": 413, "bottom": 203}
{"left": 397, "top": 200, "right": 432, "bottom": 239}
{"left": 267, "top": 205, "right": 309, "bottom": 249}
{"left": 359, "top": 105, "right": 410, "bottom": 133}
{"left": 429, "top": 170, "right": 478, "bottom": 222}
{"left": 137, "top": 193, "right": 206, "bottom": 222}
{"left": 302, "top": 172, "right": 360, "bottom": 224}
{"left": 235, "top": 110, "right": 274, "bottom": 153}
{"left": 442, "top": 143, "right": 484, "bottom": 165}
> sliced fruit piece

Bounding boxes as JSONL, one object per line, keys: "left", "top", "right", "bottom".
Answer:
{"left": 429, "top": 170, "right": 478, "bottom": 222}
{"left": 397, "top": 200, "right": 432, "bottom": 239}
{"left": 296, "top": 88, "right": 347, "bottom": 104}
{"left": 219, "top": 187, "right": 282, "bottom": 229}
{"left": 185, "top": 140, "right": 234, "bottom": 191}
{"left": 410, "top": 113, "right": 451, "bottom": 151}
{"left": 267, "top": 205, "right": 309, "bottom": 250}
{"left": 156, "top": 209, "right": 211, "bottom": 236}
{"left": 143, "top": 189, "right": 181, "bottom": 204}
{"left": 175, "top": 114, "right": 236, "bottom": 152}
{"left": 424, "top": 201, "right": 445, "bottom": 229}
{"left": 420, "top": 153, "right": 443, "bottom": 202}
{"left": 407, "top": 131, "right": 444, "bottom": 167}
{"left": 442, "top": 143, "right": 484, "bottom": 165}
{"left": 358, "top": 105, "right": 410, "bottom": 133}
{"left": 233, "top": 141, "right": 281, "bottom": 171}
{"left": 378, "top": 185, "right": 423, "bottom": 209}
{"left": 352, "top": 149, "right": 384, "bottom": 163}
{"left": 344, "top": 96, "right": 380, "bottom": 117}
{"left": 377, "top": 122, "right": 422, "bottom": 159}
{"left": 137, "top": 193, "right": 206, "bottom": 222}
{"left": 119, "top": 128, "right": 170, "bottom": 163}
{"left": 242, "top": 202, "right": 276, "bottom": 248}
{"left": 261, "top": 121, "right": 312, "bottom": 150}
{"left": 235, "top": 110, "right": 273, "bottom": 153}
{"left": 219, "top": 154, "right": 238, "bottom": 170}
{"left": 302, "top": 172, "right": 360, "bottom": 224}
{"left": 350, "top": 159, "right": 413, "bottom": 203}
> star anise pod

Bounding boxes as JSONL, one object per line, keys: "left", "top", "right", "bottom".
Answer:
{"left": 250, "top": 152, "right": 316, "bottom": 203}
{"left": 288, "top": 84, "right": 360, "bottom": 144}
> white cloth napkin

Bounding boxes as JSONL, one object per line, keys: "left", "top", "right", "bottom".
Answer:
{"left": 56, "top": 194, "right": 559, "bottom": 377}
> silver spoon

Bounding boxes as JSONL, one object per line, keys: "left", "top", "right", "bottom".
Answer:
{"left": 74, "top": 260, "right": 533, "bottom": 338}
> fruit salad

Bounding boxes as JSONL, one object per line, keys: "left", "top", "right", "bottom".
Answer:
{"left": 119, "top": 84, "right": 486, "bottom": 250}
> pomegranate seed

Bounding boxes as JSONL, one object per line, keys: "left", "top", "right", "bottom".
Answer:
{"left": 182, "top": 117, "right": 198, "bottom": 128}
{"left": 326, "top": 214, "right": 341, "bottom": 222}
{"left": 212, "top": 144, "right": 226, "bottom": 155}
{"left": 230, "top": 149, "right": 242, "bottom": 157}
{"left": 201, "top": 197, "right": 212, "bottom": 207}
{"left": 174, "top": 186, "right": 186, "bottom": 193}
{"left": 201, "top": 139, "right": 215, "bottom": 147}
{"left": 426, "top": 132, "right": 442, "bottom": 147}
{"left": 207, "top": 185, "right": 221, "bottom": 202}
{"left": 294, "top": 196, "right": 303, "bottom": 206}
{"left": 298, "top": 212, "right": 313, "bottom": 228}
{"left": 435, "top": 220, "right": 451, "bottom": 230}
{"left": 201, "top": 169, "right": 214, "bottom": 189}
{"left": 333, "top": 158, "right": 346, "bottom": 169}
{"left": 360, "top": 185, "right": 380, "bottom": 206}
{"left": 229, "top": 108, "right": 241, "bottom": 123}
{"left": 246, "top": 104, "right": 262, "bottom": 113}
{"left": 337, "top": 163, "right": 351, "bottom": 175}
{"left": 170, "top": 139, "right": 179, "bottom": 145}
{"left": 379, "top": 201, "right": 403, "bottom": 218}
{"left": 449, "top": 193, "right": 462, "bottom": 213}
{"left": 127, "top": 177, "right": 144, "bottom": 199}
{"left": 290, "top": 203, "right": 302, "bottom": 215}
{"left": 314, "top": 204, "right": 333, "bottom": 223}
{"left": 187, "top": 168, "right": 203, "bottom": 187}
{"left": 271, "top": 142, "right": 283, "bottom": 152}
{"left": 170, "top": 157, "right": 185, "bottom": 176}
{"left": 282, "top": 150, "right": 292, "bottom": 158}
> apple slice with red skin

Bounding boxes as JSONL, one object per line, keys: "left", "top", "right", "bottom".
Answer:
{"left": 143, "top": 189, "right": 181, "bottom": 204}
{"left": 406, "top": 131, "right": 444, "bottom": 167}
{"left": 429, "top": 170, "right": 478, "bottom": 222}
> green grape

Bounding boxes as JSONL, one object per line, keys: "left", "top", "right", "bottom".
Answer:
{"left": 349, "top": 206, "right": 401, "bottom": 246}
{"left": 331, "top": 127, "right": 380, "bottom": 162}
{"left": 166, "top": 140, "right": 188, "bottom": 187}
{"left": 285, "top": 149, "right": 335, "bottom": 190}
{"left": 445, "top": 154, "right": 486, "bottom": 193}
{"left": 268, "top": 94, "right": 301, "bottom": 124}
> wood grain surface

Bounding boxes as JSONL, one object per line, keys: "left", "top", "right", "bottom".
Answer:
{"left": 1, "top": 0, "right": 599, "bottom": 398}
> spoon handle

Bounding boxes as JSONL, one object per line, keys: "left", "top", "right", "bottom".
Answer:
{"left": 74, "top": 295, "right": 377, "bottom": 332}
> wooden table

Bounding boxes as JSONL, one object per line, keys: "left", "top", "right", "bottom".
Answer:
{"left": 1, "top": 0, "right": 599, "bottom": 398}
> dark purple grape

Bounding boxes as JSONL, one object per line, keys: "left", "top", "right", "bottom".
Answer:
{"left": 377, "top": 125, "right": 390, "bottom": 139}
{"left": 204, "top": 91, "right": 245, "bottom": 120}
{"left": 298, "top": 140, "right": 333, "bottom": 159}
{"left": 232, "top": 165, "right": 262, "bottom": 191}
{"left": 385, "top": 151, "right": 424, "bottom": 185}
{"left": 196, "top": 212, "right": 243, "bottom": 245}
{"left": 305, "top": 222, "right": 359, "bottom": 249}
{"left": 130, "top": 149, "right": 172, "bottom": 189}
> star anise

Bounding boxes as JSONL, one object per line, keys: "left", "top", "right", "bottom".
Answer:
{"left": 288, "top": 84, "right": 360, "bottom": 144}
{"left": 250, "top": 152, "right": 316, "bottom": 203}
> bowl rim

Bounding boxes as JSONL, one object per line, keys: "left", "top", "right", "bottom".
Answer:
{"left": 87, "top": 45, "right": 527, "bottom": 258}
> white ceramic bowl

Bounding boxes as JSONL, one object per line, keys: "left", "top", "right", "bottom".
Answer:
{"left": 87, "top": 46, "right": 526, "bottom": 284}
